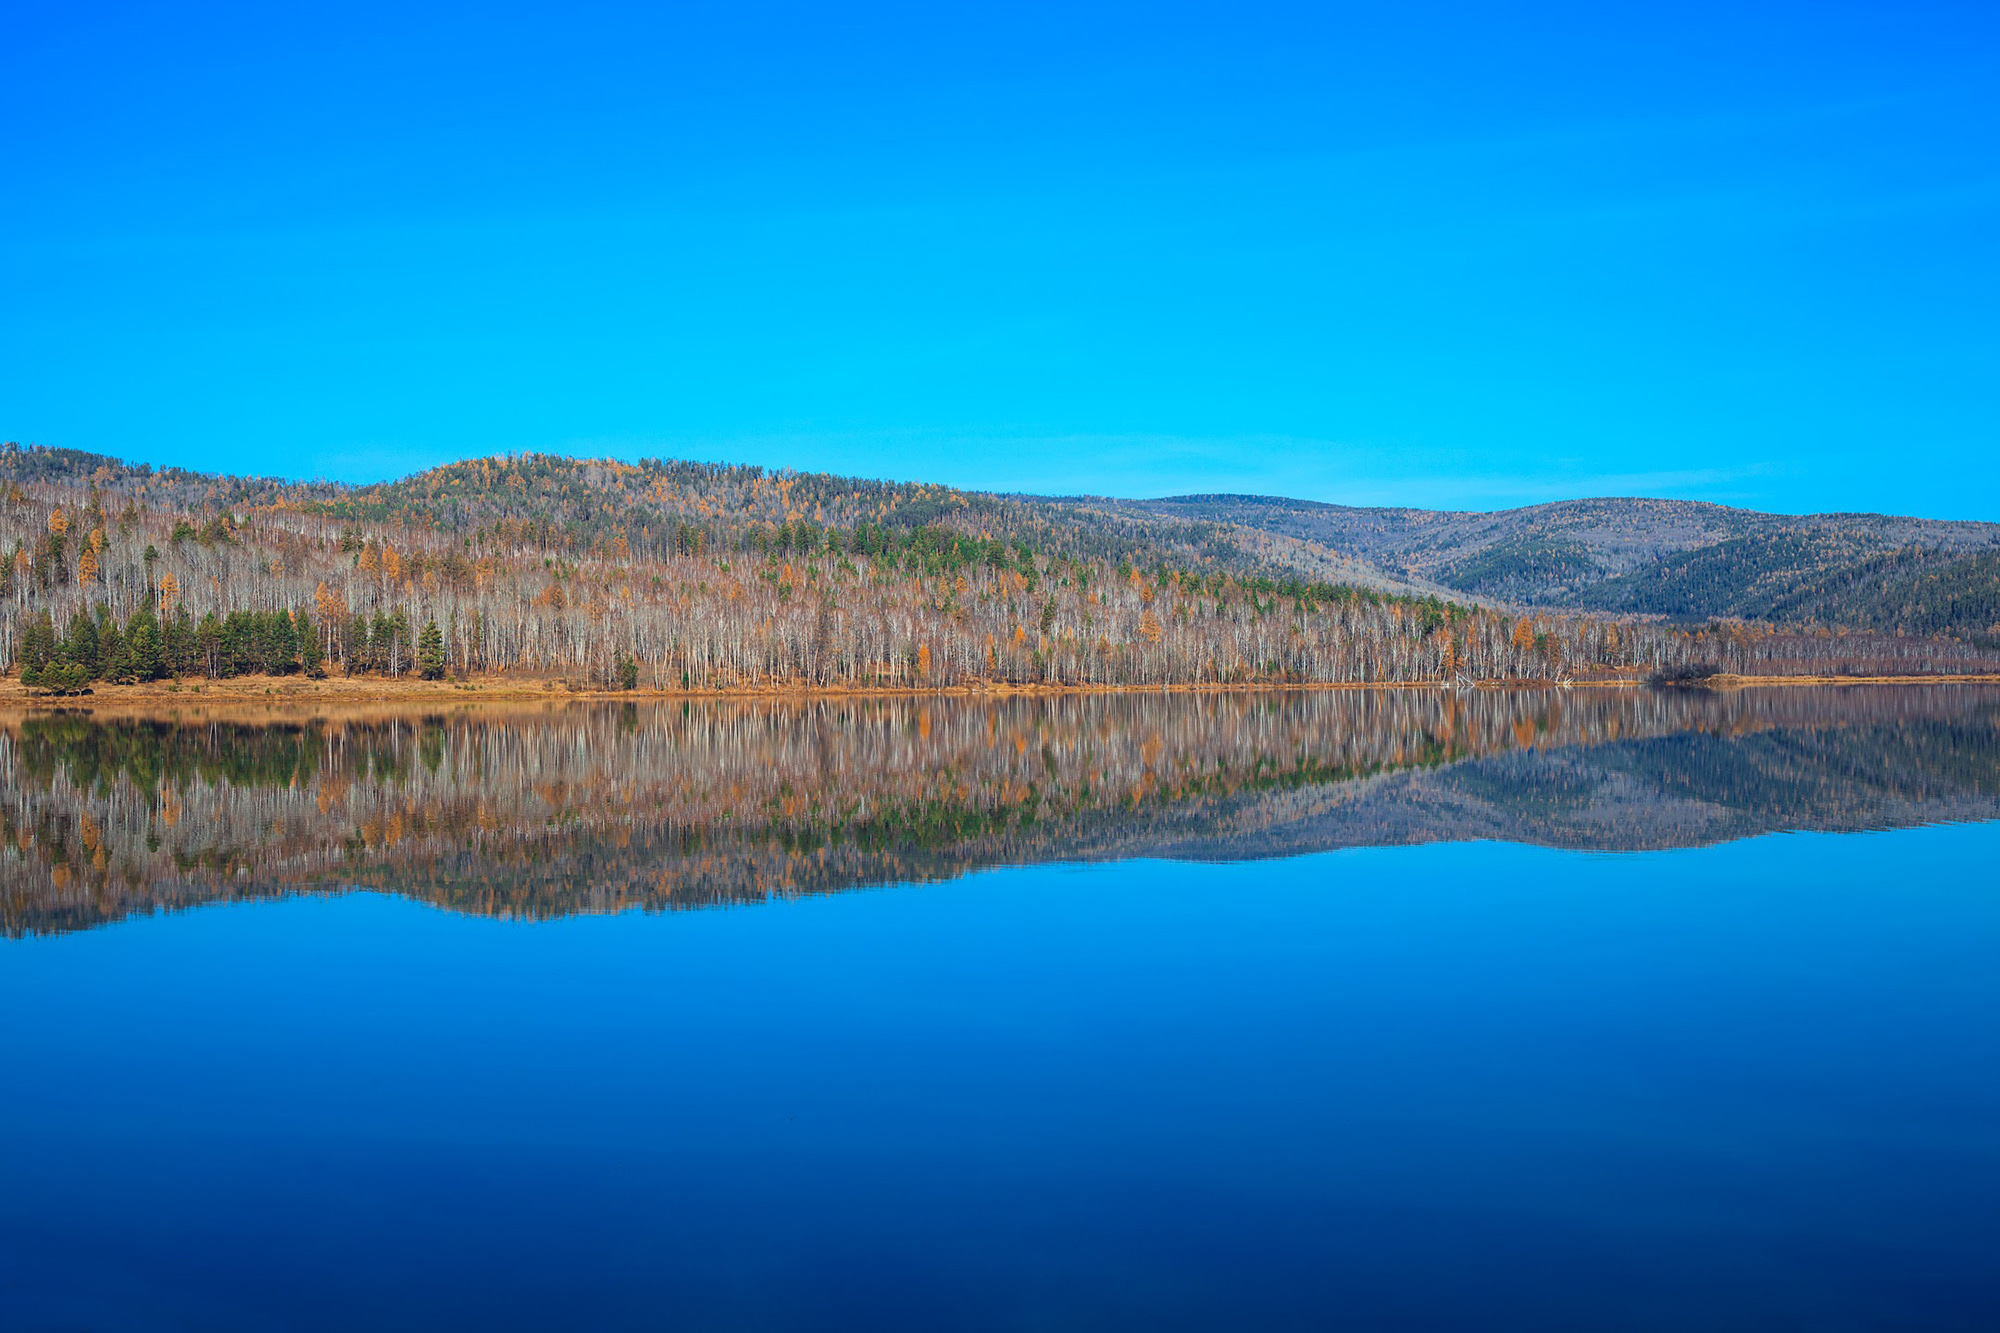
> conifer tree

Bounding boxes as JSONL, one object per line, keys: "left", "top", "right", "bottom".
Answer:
{"left": 64, "top": 608, "right": 98, "bottom": 676}
{"left": 348, "top": 611, "right": 372, "bottom": 673}
{"left": 19, "top": 609, "right": 56, "bottom": 675}
{"left": 166, "top": 607, "right": 197, "bottom": 677}
{"left": 126, "top": 603, "right": 164, "bottom": 681}
{"left": 418, "top": 618, "right": 446, "bottom": 680}
{"left": 196, "top": 612, "right": 222, "bottom": 677}
{"left": 97, "top": 610, "right": 129, "bottom": 681}
{"left": 296, "top": 608, "right": 325, "bottom": 677}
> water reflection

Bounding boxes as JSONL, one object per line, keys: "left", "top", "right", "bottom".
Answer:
{"left": 6, "top": 685, "right": 1998, "bottom": 937}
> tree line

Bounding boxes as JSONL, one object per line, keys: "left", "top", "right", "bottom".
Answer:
{"left": 15, "top": 603, "right": 446, "bottom": 693}
{"left": 5, "top": 457, "right": 1998, "bottom": 691}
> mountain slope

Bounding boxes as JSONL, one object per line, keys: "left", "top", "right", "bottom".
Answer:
{"left": 5, "top": 442, "right": 1998, "bottom": 645}
{"left": 0, "top": 444, "right": 1447, "bottom": 599}
{"left": 1085, "top": 493, "right": 2000, "bottom": 638}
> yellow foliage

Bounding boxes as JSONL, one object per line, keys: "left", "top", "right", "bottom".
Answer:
{"left": 314, "top": 580, "right": 344, "bottom": 624}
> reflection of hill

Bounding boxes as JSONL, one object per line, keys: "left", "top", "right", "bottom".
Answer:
{"left": 1162, "top": 716, "right": 2000, "bottom": 861}
{"left": 4, "top": 686, "right": 1997, "bottom": 937}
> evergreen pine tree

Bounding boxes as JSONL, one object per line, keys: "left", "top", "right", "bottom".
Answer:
{"left": 196, "top": 612, "right": 223, "bottom": 677}
{"left": 348, "top": 611, "right": 372, "bottom": 673}
{"left": 295, "top": 608, "right": 325, "bottom": 677}
{"left": 167, "top": 607, "right": 197, "bottom": 677}
{"left": 98, "top": 615, "right": 131, "bottom": 682}
{"left": 370, "top": 610, "right": 392, "bottom": 674}
{"left": 19, "top": 609, "right": 56, "bottom": 674}
{"left": 269, "top": 608, "right": 299, "bottom": 673}
{"left": 126, "top": 603, "right": 164, "bottom": 681}
{"left": 417, "top": 618, "right": 446, "bottom": 680}
{"left": 63, "top": 609, "right": 98, "bottom": 677}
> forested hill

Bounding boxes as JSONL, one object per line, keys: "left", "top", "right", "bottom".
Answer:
{"left": 1, "top": 443, "right": 1996, "bottom": 688}
{"left": 12, "top": 443, "right": 1998, "bottom": 636}
{"left": 9, "top": 442, "right": 1683, "bottom": 692}
{"left": 1085, "top": 493, "right": 2000, "bottom": 641}
{"left": 0, "top": 444, "right": 1435, "bottom": 598}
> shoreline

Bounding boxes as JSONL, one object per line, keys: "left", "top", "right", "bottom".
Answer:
{"left": 2, "top": 670, "right": 1997, "bottom": 717}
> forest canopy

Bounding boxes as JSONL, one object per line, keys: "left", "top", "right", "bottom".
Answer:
{"left": 2, "top": 443, "right": 1995, "bottom": 690}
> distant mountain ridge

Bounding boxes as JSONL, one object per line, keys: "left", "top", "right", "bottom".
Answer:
{"left": 1069, "top": 493, "right": 2000, "bottom": 641}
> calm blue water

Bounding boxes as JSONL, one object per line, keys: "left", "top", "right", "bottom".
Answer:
{"left": 4, "top": 824, "right": 1998, "bottom": 1331}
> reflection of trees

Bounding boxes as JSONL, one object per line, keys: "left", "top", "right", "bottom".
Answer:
{"left": 1193, "top": 707, "right": 2000, "bottom": 861}
{"left": 5, "top": 686, "right": 1998, "bottom": 938}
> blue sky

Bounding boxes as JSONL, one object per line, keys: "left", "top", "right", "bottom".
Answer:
{"left": 4, "top": 2, "right": 1996, "bottom": 517}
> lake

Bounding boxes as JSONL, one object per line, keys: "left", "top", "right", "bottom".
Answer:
{"left": 3, "top": 686, "right": 1998, "bottom": 1330}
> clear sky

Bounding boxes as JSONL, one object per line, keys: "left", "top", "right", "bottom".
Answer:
{"left": 4, "top": 2, "right": 1996, "bottom": 517}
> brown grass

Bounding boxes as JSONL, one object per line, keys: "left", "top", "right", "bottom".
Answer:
{"left": 2, "top": 668, "right": 1996, "bottom": 722}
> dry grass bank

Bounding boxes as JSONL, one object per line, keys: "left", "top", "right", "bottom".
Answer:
{"left": 2, "top": 669, "right": 1995, "bottom": 721}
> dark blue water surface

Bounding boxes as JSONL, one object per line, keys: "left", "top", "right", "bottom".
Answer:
{"left": 5, "top": 826, "right": 1999, "bottom": 1331}
{"left": 5, "top": 689, "right": 2000, "bottom": 1329}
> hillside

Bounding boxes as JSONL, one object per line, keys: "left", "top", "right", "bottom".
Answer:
{"left": 2, "top": 443, "right": 1997, "bottom": 690}
{"left": 0, "top": 444, "right": 1442, "bottom": 599}
{"left": 1087, "top": 493, "right": 2000, "bottom": 641}
{"left": 0, "top": 444, "right": 1671, "bottom": 692}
